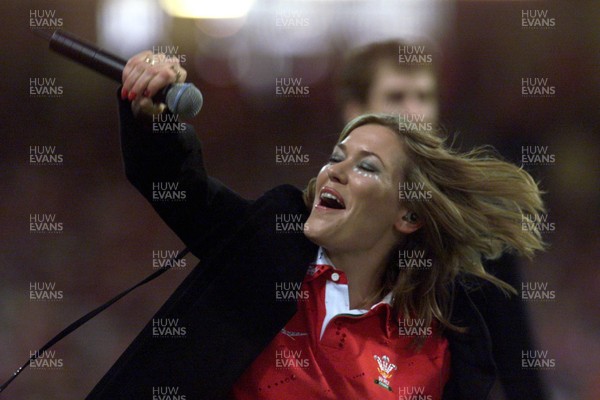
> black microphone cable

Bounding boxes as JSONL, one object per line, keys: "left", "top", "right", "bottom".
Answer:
{"left": 0, "top": 247, "right": 189, "bottom": 393}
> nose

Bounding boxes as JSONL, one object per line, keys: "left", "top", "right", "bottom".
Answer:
{"left": 403, "top": 97, "right": 422, "bottom": 116}
{"left": 326, "top": 161, "right": 349, "bottom": 185}
{"left": 386, "top": 100, "right": 420, "bottom": 119}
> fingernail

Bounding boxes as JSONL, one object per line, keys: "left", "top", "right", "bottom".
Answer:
{"left": 128, "top": 91, "right": 137, "bottom": 101}
{"left": 143, "top": 90, "right": 150, "bottom": 97}
{"left": 121, "top": 88, "right": 128, "bottom": 100}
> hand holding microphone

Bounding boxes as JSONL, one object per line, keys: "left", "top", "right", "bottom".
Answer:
{"left": 122, "top": 51, "right": 188, "bottom": 118}
{"left": 38, "top": 29, "right": 202, "bottom": 118}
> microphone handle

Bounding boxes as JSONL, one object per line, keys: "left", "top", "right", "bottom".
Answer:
{"left": 43, "top": 29, "right": 203, "bottom": 118}
{"left": 49, "top": 29, "right": 126, "bottom": 83}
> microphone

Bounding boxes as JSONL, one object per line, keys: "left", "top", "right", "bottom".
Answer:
{"left": 36, "top": 29, "right": 203, "bottom": 119}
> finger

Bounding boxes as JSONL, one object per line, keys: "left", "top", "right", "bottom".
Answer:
{"left": 131, "top": 96, "right": 166, "bottom": 118}
{"left": 142, "top": 102, "right": 166, "bottom": 116}
{"left": 122, "top": 51, "right": 153, "bottom": 99}
{"left": 144, "top": 66, "right": 179, "bottom": 98}
{"left": 131, "top": 67, "right": 160, "bottom": 100}
{"left": 173, "top": 66, "right": 188, "bottom": 83}
{"left": 122, "top": 51, "right": 152, "bottom": 86}
{"left": 123, "top": 66, "right": 144, "bottom": 100}
{"left": 153, "top": 53, "right": 171, "bottom": 63}
{"left": 123, "top": 62, "right": 151, "bottom": 100}
{"left": 165, "top": 57, "right": 187, "bottom": 83}
{"left": 131, "top": 96, "right": 151, "bottom": 115}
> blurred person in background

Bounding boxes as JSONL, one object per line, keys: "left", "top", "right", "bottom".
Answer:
{"left": 339, "top": 40, "right": 439, "bottom": 124}
{"left": 336, "top": 39, "right": 548, "bottom": 400}
{"left": 87, "top": 48, "right": 547, "bottom": 399}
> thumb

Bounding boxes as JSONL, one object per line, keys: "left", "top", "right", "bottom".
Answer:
{"left": 132, "top": 97, "right": 166, "bottom": 118}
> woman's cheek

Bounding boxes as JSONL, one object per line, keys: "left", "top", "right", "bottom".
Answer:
{"left": 360, "top": 179, "right": 396, "bottom": 209}
{"left": 352, "top": 167, "right": 381, "bottom": 181}
{"left": 352, "top": 172, "right": 387, "bottom": 195}
{"left": 315, "top": 165, "right": 329, "bottom": 184}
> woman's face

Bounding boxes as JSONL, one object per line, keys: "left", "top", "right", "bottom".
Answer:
{"left": 304, "top": 124, "right": 412, "bottom": 253}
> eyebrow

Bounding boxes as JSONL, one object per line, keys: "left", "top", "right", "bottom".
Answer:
{"left": 335, "top": 143, "right": 387, "bottom": 169}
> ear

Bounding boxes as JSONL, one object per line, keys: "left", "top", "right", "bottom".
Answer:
{"left": 343, "top": 100, "right": 365, "bottom": 123}
{"left": 394, "top": 209, "right": 423, "bottom": 235}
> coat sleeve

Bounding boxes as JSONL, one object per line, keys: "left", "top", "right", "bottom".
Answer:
{"left": 117, "top": 94, "right": 251, "bottom": 258}
{"left": 474, "top": 254, "right": 549, "bottom": 400}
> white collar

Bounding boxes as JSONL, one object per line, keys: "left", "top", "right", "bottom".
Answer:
{"left": 315, "top": 247, "right": 334, "bottom": 267}
{"left": 316, "top": 247, "right": 393, "bottom": 309}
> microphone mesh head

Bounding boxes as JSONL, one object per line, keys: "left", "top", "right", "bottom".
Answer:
{"left": 166, "top": 83, "right": 203, "bottom": 119}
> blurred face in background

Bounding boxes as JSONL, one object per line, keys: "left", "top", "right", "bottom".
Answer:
{"left": 347, "top": 62, "right": 438, "bottom": 123}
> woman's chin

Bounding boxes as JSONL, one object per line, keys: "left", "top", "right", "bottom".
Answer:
{"left": 303, "top": 222, "right": 317, "bottom": 240}
{"left": 303, "top": 220, "right": 326, "bottom": 245}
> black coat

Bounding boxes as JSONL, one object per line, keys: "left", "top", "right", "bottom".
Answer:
{"left": 87, "top": 98, "right": 547, "bottom": 399}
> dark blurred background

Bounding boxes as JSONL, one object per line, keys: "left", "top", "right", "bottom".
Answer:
{"left": 0, "top": 0, "right": 598, "bottom": 399}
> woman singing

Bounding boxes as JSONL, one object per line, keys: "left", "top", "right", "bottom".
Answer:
{"left": 88, "top": 52, "right": 545, "bottom": 400}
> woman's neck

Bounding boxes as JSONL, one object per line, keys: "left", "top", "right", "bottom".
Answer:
{"left": 326, "top": 246, "right": 391, "bottom": 310}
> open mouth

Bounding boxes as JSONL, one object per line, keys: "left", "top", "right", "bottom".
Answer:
{"left": 317, "top": 188, "right": 346, "bottom": 210}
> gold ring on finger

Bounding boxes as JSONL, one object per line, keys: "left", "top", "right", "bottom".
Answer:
{"left": 171, "top": 65, "right": 182, "bottom": 82}
{"left": 144, "top": 56, "right": 157, "bottom": 66}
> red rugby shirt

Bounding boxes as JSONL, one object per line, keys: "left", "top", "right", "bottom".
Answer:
{"left": 232, "top": 248, "right": 450, "bottom": 399}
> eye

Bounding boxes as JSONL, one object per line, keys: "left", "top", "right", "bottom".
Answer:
{"left": 387, "top": 91, "right": 406, "bottom": 102}
{"left": 418, "top": 91, "right": 434, "bottom": 102}
{"left": 358, "top": 162, "right": 377, "bottom": 173}
{"left": 328, "top": 153, "right": 344, "bottom": 163}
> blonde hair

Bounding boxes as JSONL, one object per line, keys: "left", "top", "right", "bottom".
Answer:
{"left": 303, "top": 114, "right": 546, "bottom": 335}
